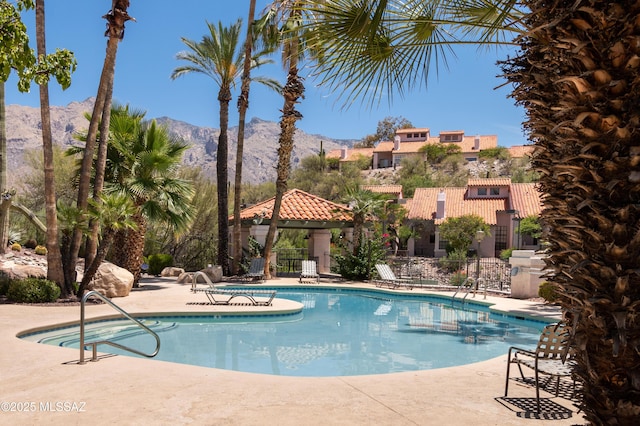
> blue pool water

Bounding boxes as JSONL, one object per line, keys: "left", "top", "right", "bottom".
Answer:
{"left": 22, "top": 288, "right": 546, "bottom": 377}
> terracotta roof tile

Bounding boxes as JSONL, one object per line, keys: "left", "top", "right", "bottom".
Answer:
{"left": 396, "top": 128, "right": 430, "bottom": 134}
{"left": 508, "top": 145, "right": 535, "bottom": 158}
{"left": 237, "top": 189, "right": 352, "bottom": 222}
{"left": 373, "top": 141, "right": 394, "bottom": 152}
{"left": 510, "top": 183, "right": 544, "bottom": 217}
{"left": 467, "top": 178, "right": 512, "bottom": 187}
{"left": 361, "top": 185, "right": 403, "bottom": 198}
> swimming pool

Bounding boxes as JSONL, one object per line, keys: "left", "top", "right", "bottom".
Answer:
{"left": 22, "top": 288, "right": 546, "bottom": 377}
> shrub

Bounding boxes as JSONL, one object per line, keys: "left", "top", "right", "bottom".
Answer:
{"left": 0, "top": 271, "right": 11, "bottom": 296}
{"left": 439, "top": 249, "right": 467, "bottom": 273}
{"left": 538, "top": 281, "right": 559, "bottom": 303}
{"left": 7, "top": 278, "right": 61, "bottom": 303}
{"left": 147, "top": 253, "right": 174, "bottom": 276}
{"left": 11, "top": 242, "right": 21, "bottom": 251}
{"left": 450, "top": 272, "right": 468, "bottom": 286}
{"left": 24, "top": 239, "right": 38, "bottom": 249}
{"left": 35, "top": 245, "right": 48, "bottom": 255}
{"left": 332, "top": 238, "right": 386, "bottom": 281}
{"left": 500, "top": 248, "right": 513, "bottom": 260}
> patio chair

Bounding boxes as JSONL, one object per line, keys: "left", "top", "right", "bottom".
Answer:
{"left": 244, "top": 258, "right": 266, "bottom": 282}
{"left": 374, "top": 264, "right": 413, "bottom": 289}
{"left": 504, "top": 322, "right": 575, "bottom": 413}
{"left": 299, "top": 260, "right": 319, "bottom": 283}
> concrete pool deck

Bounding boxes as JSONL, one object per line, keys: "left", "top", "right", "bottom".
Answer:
{"left": 0, "top": 276, "right": 583, "bottom": 425}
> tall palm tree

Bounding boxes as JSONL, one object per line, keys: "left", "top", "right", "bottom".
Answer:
{"left": 298, "top": 0, "right": 640, "bottom": 422}
{"left": 66, "top": 0, "right": 134, "bottom": 294}
{"left": 232, "top": 1, "right": 258, "bottom": 276}
{"left": 172, "top": 19, "right": 278, "bottom": 276}
{"left": 344, "top": 187, "right": 388, "bottom": 254}
{"left": 261, "top": 1, "right": 307, "bottom": 279}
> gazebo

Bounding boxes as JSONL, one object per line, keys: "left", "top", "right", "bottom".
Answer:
{"left": 230, "top": 189, "right": 354, "bottom": 274}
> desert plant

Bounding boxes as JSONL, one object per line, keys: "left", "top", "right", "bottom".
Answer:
{"left": 0, "top": 271, "right": 11, "bottom": 296}
{"left": 34, "top": 245, "right": 48, "bottom": 255}
{"left": 439, "top": 249, "right": 467, "bottom": 273}
{"left": 538, "top": 281, "right": 559, "bottom": 304}
{"left": 6, "top": 278, "right": 61, "bottom": 303}
{"left": 500, "top": 248, "right": 513, "bottom": 260}
{"left": 332, "top": 237, "right": 386, "bottom": 281}
{"left": 11, "top": 242, "right": 21, "bottom": 251}
{"left": 450, "top": 272, "right": 468, "bottom": 286}
{"left": 147, "top": 253, "right": 174, "bottom": 276}
{"left": 24, "top": 238, "right": 37, "bottom": 249}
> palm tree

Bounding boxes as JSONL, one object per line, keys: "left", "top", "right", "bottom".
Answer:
{"left": 104, "top": 118, "right": 195, "bottom": 288}
{"left": 66, "top": 0, "right": 134, "bottom": 294}
{"left": 344, "top": 187, "right": 388, "bottom": 254}
{"left": 298, "top": 0, "right": 640, "bottom": 422}
{"left": 78, "top": 193, "right": 136, "bottom": 294}
{"left": 232, "top": 1, "right": 257, "bottom": 276}
{"left": 261, "top": 1, "right": 307, "bottom": 279}
{"left": 172, "top": 19, "right": 278, "bottom": 276}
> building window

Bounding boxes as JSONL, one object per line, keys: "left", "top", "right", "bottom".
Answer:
{"left": 477, "top": 188, "right": 487, "bottom": 196}
{"left": 439, "top": 235, "right": 448, "bottom": 251}
{"left": 490, "top": 187, "right": 500, "bottom": 196}
{"left": 494, "top": 226, "right": 507, "bottom": 251}
{"left": 420, "top": 132, "right": 427, "bottom": 138}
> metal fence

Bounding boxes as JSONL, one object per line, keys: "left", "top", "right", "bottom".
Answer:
{"left": 386, "top": 257, "right": 512, "bottom": 294}
{"left": 274, "top": 248, "right": 317, "bottom": 277}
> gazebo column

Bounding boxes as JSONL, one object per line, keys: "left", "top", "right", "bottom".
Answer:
{"left": 308, "top": 229, "right": 331, "bottom": 274}
{"left": 250, "top": 225, "right": 277, "bottom": 250}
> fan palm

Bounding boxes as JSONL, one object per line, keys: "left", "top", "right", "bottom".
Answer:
{"left": 172, "top": 19, "right": 278, "bottom": 276}
{"left": 105, "top": 118, "right": 195, "bottom": 287}
{"left": 298, "top": 0, "right": 640, "bottom": 422}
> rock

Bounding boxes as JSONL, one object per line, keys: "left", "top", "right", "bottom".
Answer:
{"left": 88, "top": 263, "right": 134, "bottom": 298}
{"left": 161, "top": 267, "right": 185, "bottom": 277}
{"left": 201, "top": 265, "right": 223, "bottom": 283}
{"left": 4, "top": 263, "right": 47, "bottom": 279}
{"left": 176, "top": 272, "right": 193, "bottom": 284}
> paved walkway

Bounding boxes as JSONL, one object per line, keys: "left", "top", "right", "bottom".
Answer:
{"left": 0, "top": 277, "right": 583, "bottom": 425}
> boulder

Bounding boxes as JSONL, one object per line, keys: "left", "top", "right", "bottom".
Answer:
{"left": 201, "top": 265, "right": 223, "bottom": 283}
{"left": 161, "top": 266, "right": 184, "bottom": 277}
{"left": 88, "top": 263, "right": 134, "bottom": 298}
{"left": 176, "top": 272, "right": 193, "bottom": 284}
{"left": 4, "top": 263, "right": 47, "bottom": 279}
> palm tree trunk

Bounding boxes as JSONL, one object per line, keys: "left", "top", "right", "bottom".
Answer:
{"left": 503, "top": 0, "right": 640, "bottom": 422}
{"left": 217, "top": 89, "right": 231, "bottom": 275}
{"left": 67, "top": 3, "right": 132, "bottom": 292}
{"left": 0, "top": 81, "right": 9, "bottom": 255}
{"left": 232, "top": 0, "right": 257, "bottom": 276}
{"left": 85, "top": 79, "right": 115, "bottom": 269}
{"left": 263, "top": 65, "right": 304, "bottom": 279}
{"left": 35, "top": 0, "right": 65, "bottom": 294}
{"left": 123, "top": 211, "right": 146, "bottom": 287}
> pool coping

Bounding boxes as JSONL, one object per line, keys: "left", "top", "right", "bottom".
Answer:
{"left": 0, "top": 276, "right": 581, "bottom": 425}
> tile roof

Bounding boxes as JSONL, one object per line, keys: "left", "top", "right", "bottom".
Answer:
{"left": 508, "top": 145, "right": 535, "bottom": 158}
{"left": 396, "top": 128, "right": 430, "bottom": 134}
{"left": 408, "top": 187, "right": 509, "bottom": 225}
{"left": 510, "top": 183, "right": 544, "bottom": 218}
{"left": 237, "top": 189, "right": 353, "bottom": 222}
{"left": 467, "top": 178, "right": 512, "bottom": 187}
{"left": 361, "top": 185, "right": 403, "bottom": 198}
{"left": 373, "top": 140, "right": 394, "bottom": 152}
{"left": 325, "top": 147, "right": 375, "bottom": 161}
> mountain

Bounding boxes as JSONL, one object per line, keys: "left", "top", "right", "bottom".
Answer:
{"left": 5, "top": 98, "right": 356, "bottom": 187}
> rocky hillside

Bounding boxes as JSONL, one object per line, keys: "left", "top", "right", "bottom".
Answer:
{"left": 5, "top": 98, "right": 356, "bottom": 187}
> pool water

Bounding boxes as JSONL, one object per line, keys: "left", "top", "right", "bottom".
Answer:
{"left": 22, "top": 289, "right": 545, "bottom": 377}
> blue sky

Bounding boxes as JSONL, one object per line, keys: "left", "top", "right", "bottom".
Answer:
{"left": 6, "top": 1, "right": 528, "bottom": 146}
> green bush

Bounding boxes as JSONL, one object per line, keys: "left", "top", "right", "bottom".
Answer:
{"left": 0, "top": 271, "right": 11, "bottom": 296}
{"left": 439, "top": 249, "right": 467, "bottom": 273}
{"left": 7, "top": 278, "right": 61, "bottom": 303}
{"left": 147, "top": 253, "right": 174, "bottom": 276}
{"left": 500, "top": 248, "right": 513, "bottom": 260}
{"left": 332, "top": 238, "right": 386, "bottom": 281}
{"left": 450, "top": 272, "right": 468, "bottom": 286}
{"left": 538, "top": 281, "right": 559, "bottom": 303}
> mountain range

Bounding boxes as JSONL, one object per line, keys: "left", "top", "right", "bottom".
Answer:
{"left": 5, "top": 98, "right": 356, "bottom": 188}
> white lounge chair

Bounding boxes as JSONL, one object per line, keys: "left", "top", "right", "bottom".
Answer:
{"left": 299, "top": 260, "right": 319, "bottom": 283}
{"left": 374, "top": 264, "right": 413, "bottom": 289}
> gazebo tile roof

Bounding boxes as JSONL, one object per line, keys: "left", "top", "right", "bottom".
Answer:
{"left": 237, "top": 189, "right": 352, "bottom": 222}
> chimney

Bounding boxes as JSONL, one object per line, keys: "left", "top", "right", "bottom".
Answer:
{"left": 341, "top": 145, "right": 348, "bottom": 159}
{"left": 436, "top": 190, "right": 446, "bottom": 219}
{"left": 394, "top": 135, "right": 401, "bottom": 151}
{"left": 474, "top": 135, "right": 480, "bottom": 150}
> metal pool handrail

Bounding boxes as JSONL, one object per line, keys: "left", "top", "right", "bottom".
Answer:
{"left": 79, "top": 290, "right": 160, "bottom": 364}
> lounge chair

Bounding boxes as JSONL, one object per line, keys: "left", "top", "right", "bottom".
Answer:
{"left": 299, "top": 260, "right": 320, "bottom": 283}
{"left": 244, "top": 258, "right": 266, "bottom": 282}
{"left": 192, "top": 287, "right": 276, "bottom": 306}
{"left": 504, "top": 322, "right": 575, "bottom": 412}
{"left": 374, "top": 264, "right": 413, "bottom": 289}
